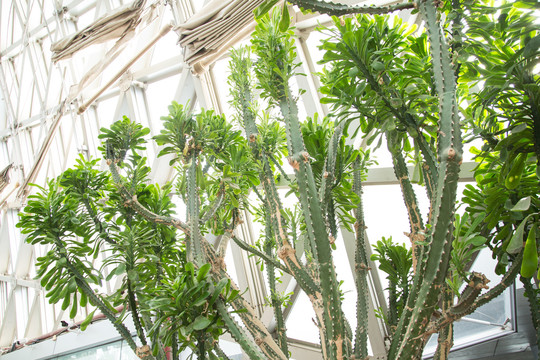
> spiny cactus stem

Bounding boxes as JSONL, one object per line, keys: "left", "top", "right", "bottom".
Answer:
{"left": 264, "top": 241, "right": 289, "bottom": 356}
{"left": 230, "top": 234, "right": 291, "bottom": 274}
{"left": 392, "top": 0, "right": 462, "bottom": 338}
{"left": 278, "top": 93, "right": 350, "bottom": 358}
{"left": 81, "top": 198, "right": 116, "bottom": 245}
{"left": 433, "top": 285, "right": 454, "bottom": 360}
{"left": 62, "top": 258, "right": 138, "bottom": 352}
{"left": 387, "top": 131, "right": 425, "bottom": 232}
{"left": 187, "top": 151, "right": 204, "bottom": 265}
{"left": 522, "top": 275, "right": 540, "bottom": 351}
{"left": 319, "top": 121, "right": 345, "bottom": 218}
{"left": 200, "top": 237, "right": 288, "bottom": 360}
{"left": 291, "top": 0, "right": 415, "bottom": 16}
{"left": 107, "top": 161, "right": 190, "bottom": 233}
{"left": 127, "top": 278, "right": 147, "bottom": 346}
{"left": 214, "top": 343, "right": 232, "bottom": 360}
{"left": 200, "top": 186, "right": 225, "bottom": 224}
{"left": 423, "top": 251, "right": 523, "bottom": 338}
{"left": 268, "top": 153, "right": 293, "bottom": 183}
{"left": 352, "top": 157, "right": 369, "bottom": 359}
{"left": 230, "top": 48, "right": 321, "bottom": 299}
{"left": 215, "top": 300, "right": 267, "bottom": 360}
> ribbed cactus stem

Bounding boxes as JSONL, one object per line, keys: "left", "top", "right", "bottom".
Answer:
{"left": 215, "top": 300, "right": 267, "bottom": 359}
{"left": 63, "top": 259, "right": 138, "bottom": 352}
{"left": 187, "top": 151, "right": 204, "bottom": 265}
{"left": 290, "top": 0, "right": 415, "bottom": 15}
{"left": 230, "top": 234, "right": 291, "bottom": 274}
{"left": 200, "top": 239, "right": 288, "bottom": 360}
{"left": 433, "top": 285, "right": 454, "bottom": 360}
{"left": 127, "top": 279, "right": 147, "bottom": 346}
{"left": 107, "top": 160, "right": 189, "bottom": 233}
{"left": 279, "top": 93, "right": 351, "bottom": 358}
{"left": 229, "top": 46, "right": 322, "bottom": 298}
{"left": 389, "top": 0, "right": 462, "bottom": 358}
{"left": 319, "top": 121, "right": 345, "bottom": 218}
{"left": 264, "top": 239, "right": 289, "bottom": 356}
{"left": 200, "top": 187, "right": 225, "bottom": 224}
{"left": 522, "top": 276, "right": 540, "bottom": 352}
{"left": 352, "top": 157, "right": 369, "bottom": 359}
{"left": 425, "top": 251, "right": 523, "bottom": 337}
{"left": 81, "top": 198, "right": 116, "bottom": 245}
{"left": 386, "top": 130, "right": 425, "bottom": 273}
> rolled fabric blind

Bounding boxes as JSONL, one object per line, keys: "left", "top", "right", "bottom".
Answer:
{"left": 51, "top": 0, "right": 146, "bottom": 62}
{"left": 175, "top": 0, "right": 277, "bottom": 74}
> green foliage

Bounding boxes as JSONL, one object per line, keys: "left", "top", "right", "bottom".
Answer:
{"left": 98, "top": 116, "right": 150, "bottom": 163}
{"left": 147, "top": 262, "right": 239, "bottom": 356}
{"left": 252, "top": 10, "right": 300, "bottom": 102}
{"left": 370, "top": 237, "right": 412, "bottom": 328}
{"left": 446, "top": 212, "right": 487, "bottom": 295}
{"left": 319, "top": 15, "right": 436, "bottom": 153}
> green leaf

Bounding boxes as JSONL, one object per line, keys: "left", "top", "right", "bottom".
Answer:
{"left": 507, "top": 215, "right": 533, "bottom": 254}
{"left": 193, "top": 315, "right": 212, "bottom": 331}
{"left": 279, "top": 4, "right": 290, "bottom": 32}
{"left": 197, "top": 263, "right": 211, "bottom": 282}
{"left": 80, "top": 310, "right": 96, "bottom": 331}
{"left": 255, "top": 0, "right": 279, "bottom": 19}
{"left": 70, "top": 293, "right": 78, "bottom": 319}
{"left": 61, "top": 292, "right": 71, "bottom": 311}
{"left": 209, "top": 279, "right": 228, "bottom": 306}
{"left": 467, "top": 235, "right": 486, "bottom": 247}
{"left": 523, "top": 34, "right": 540, "bottom": 58}
{"left": 511, "top": 196, "right": 531, "bottom": 212}
{"left": 521, "top": 225, "right": 538, "bottom": 278}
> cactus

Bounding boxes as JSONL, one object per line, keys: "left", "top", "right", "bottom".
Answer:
{"left": 18, "top": 1, "right": 538, "bottom": 360}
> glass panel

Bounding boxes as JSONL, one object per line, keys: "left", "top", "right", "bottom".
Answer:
{"left": 285, "top": 289, "right": 320, "bottom": 343}
{"left": 422, "top": 248, "right": 515, "bottom": 357}
{"left": 55, "top": 341, "right": 124, "bottom": 360}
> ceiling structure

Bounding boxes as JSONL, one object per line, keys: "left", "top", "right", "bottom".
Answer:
{"left": 0, "top": 0, "right": 535, "bottom": 359}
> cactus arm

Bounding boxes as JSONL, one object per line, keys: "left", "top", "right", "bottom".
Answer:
{"left": 200, "top": 186, "right": 225, "bottom": 224}
{"left": 215, "top": 300, "right": 268, "bottom": 360}
{"left": 433, "top": 285, "right": 454, "bottom": 360}
{"left": 290, "top": 0, "right": 415, "bottom": 16}
{"left": 389, "top": 0, "right": 463, "bottom": 357}
{"left": 386, "top": 130, "right": 425, "bottom": 272}
{"left": 319, "top": 121, "right": 345, "bottom": 218}
{"left": 264, "top": 239, "right": 289, "bottom": 355}
{"left": 230, "top": 234, "right": 292, "bottom": 275}
{"left": 522, "top": 275, "right": 540, "bottom": 351}
{"left": 73, "top": 276, "right": 139, "bottom": 352}
{"left": 229, "top": 47, "right": 322, "bottom": 297}
{"left": 61, "top": 257, "right": 138, "bottom": 352}
{"left": 268, "top": 153, "right": 293, "bottom": 184}
{"left": 214, "top": 344, "right": 232, "bottom": 360}
{"left": 424, "top": 251, "right": 523, "bottom": 337}
{"left": 48, "top": 228, "right": 139, "bottom": 352}
{"left": 127, "top": 279, "right": 148, "bottom": 346}
{"left": 200, "top": 237, "right": 288, "bottom": 360}
{"left": 107, "top": 160, "right": 190, "bottom": 233}
{"left": 279, "top": 93, "right": 352, "bottom": 358}
{"left": 352, "top": 157, "right": 369, "bottom": 359}
{"left": 187, "top": 152, "right": 204, "bottom": 264}
{"left": 81, "top": 198, "right": 117, "bottom": 245}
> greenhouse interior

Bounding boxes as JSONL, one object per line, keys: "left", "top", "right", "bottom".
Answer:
{"left": 0, "top": 0, "right": 539, "bottom": 359}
